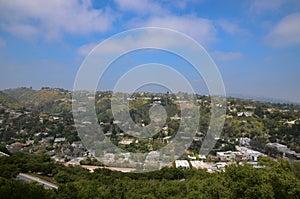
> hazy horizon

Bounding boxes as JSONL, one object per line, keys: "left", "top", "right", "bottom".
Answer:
{"left": 2, "top": 85, "right": 299, "bottom": 105}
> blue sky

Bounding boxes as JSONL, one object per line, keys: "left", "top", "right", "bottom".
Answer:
{"left": 0, "top": 0, "right": 300, "bottom": 102}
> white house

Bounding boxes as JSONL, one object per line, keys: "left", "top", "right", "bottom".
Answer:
{"left": 175, "top": 160, "right": 190, "bottom": 169}
{"left": 54, "top": 137, "right": 66, "bottom": 143}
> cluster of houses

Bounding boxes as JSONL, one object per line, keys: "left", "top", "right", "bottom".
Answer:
{"left": 0, "top": 104, "right": 31, "bottom": 119}
{"left": 216, "top": 146, "right": 264, "bottom": 162}
{"left": 237, "top": 112, "right": 253, "bottom": 117}
{"left": 1, "top": 95, "right": 300, "bottom": 174}
{"left": 175, "top": 146, "right": 266, "bottom": 172}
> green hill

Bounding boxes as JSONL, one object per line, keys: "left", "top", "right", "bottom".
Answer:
{"left": 3, "top": 87, "right": 36, "bottom": 102}
{"left": 3, "top": 87, "right": 71, "bottom": 113}
{"left": 0, "top": 91, "right": 23, "bottom": 109}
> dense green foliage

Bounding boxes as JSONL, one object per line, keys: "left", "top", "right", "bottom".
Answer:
{"left": 0, "top": 153, "right": 300, "bottom": 198}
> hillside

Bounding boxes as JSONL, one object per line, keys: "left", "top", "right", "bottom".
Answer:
{"left": 1, "top": 87, "right": 300, "bottom": 153}
{"left": 0, "top": 91, "right": 23, "bottom": 109}
{"left": 3, "top": 87, "right": 36, "bottom": 101}
{"left": 3, "top": 87, "right": 71, "bottom": 113}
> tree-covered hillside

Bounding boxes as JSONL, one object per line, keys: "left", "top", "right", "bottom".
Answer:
{"left": 1, "top": 87, "right": 300, "bottom": 153}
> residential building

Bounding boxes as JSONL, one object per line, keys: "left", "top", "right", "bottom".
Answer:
{"left": 175, "top": 160, "right": 190, "bottom": 169}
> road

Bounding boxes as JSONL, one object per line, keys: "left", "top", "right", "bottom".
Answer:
{"left": 16, "top": 173, "right": 58, "bottom": 190}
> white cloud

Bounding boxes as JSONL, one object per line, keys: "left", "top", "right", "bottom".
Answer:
{"left": 78, "top": 30, "right": 187, "bottom": 57}
{"left": 2, "top": 24, "right": 40, "bottom": 39}
{"left": 114, "top": 0, "right": 203, "bottom": 14}
{"left": 114, "top": 0, "right": 163, "bottom": 15}
{"left": 265, "top": 12, "right": 300, "bottom": 47}
{"left": 212, "top": 51, "right": 244, "bottom": 61}
{"left": 0, "top": 0, "right": 113, "bottom": 40}
{"left": 0, "top": 37, "right": 6, "bottom": 48}
{"left": 217, "top": 20, "right": 247, "bottom": 35}
{"left": 77, "top": 42, "right": 98, "bottom": 56}
{"left": 130, "top": 15, "right": 217, "bottom": 46}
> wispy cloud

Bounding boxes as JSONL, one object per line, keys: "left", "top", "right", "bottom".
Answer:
{"left": 77, "top": 42, "right": 98, "bottom": 56}
{"left": 77, "top": 29, "right": 192, "bottom": 56}
{"left": 129, "top": 15, "right": 216, "bottom": 47}
{"left": 164, "top": 0, "right": 204, "bottom": 10}
{"left": 115, "top": 0, "right": 216, "bottom": 47}
{"left": 0, "top": 0, "right": 114, "bottom": 41}
{"left": 250, "top": 0, "right": 285, "bottom": 13}
{"left": 114, "top": 0, "right": 164, "bottom": 15}
{"left": 212, "top": 51, "right": 244, "bottom": 61}
{"left": 114, "top": 0, "right": 203, "bottom": 14}
{"left": 249, "top": 0, "right": 300, "bottom": 14}
{"left": 265, "top": 12, "right": 300, "bottom": 47}
{"left": 0, "top": 37, "right": 6, "bottom": 48}
{"left": 216, "top": 20, "right": 247, "bottom": 35}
